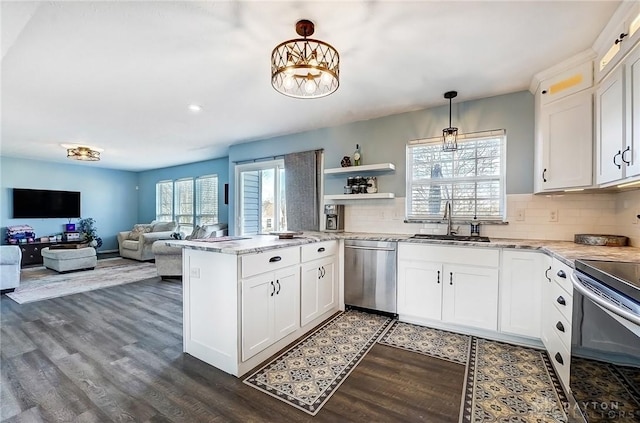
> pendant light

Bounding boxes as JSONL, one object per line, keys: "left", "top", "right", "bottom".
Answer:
{"left": 442, "top": 91, "right": 458, "bottom": 152}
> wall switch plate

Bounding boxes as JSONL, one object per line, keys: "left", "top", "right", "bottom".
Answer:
{"left": 190, "top": 267, "right": 201, "bottom": 278}
{"left": 516, "top": 209, "right": 525, "bottom": 221}
{"left": 549, "top": 209, "right": 558, "bottom": 222}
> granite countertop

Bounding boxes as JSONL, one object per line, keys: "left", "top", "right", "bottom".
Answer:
{"left": 166, "top": 231, "right": 640, "bottom": 267}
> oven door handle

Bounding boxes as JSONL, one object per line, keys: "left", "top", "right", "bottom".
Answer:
{"left": 571, "top": 272, "right": 640, "bottom": 326}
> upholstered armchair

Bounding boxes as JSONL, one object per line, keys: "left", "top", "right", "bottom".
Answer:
{"left": 117, "top": 221, "right": 177, "bottom": 261}
{"left": 152, "top": 223, "right": 228, "bottom": 278}
{"left": 0, "top": 245, "right": 22, "bottom": 291}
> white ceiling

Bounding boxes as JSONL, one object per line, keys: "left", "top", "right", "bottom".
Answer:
{"left": 1, "top": 1, "right": 620, "bottom": 172}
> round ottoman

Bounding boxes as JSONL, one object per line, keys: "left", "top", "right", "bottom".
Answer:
{"left": 41, "top": 247, "right": 97, "bottom": 273}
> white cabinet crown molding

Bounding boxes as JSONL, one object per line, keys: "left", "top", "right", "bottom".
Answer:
{"left": 529, "top": 49, "right": 596, "bottom": 94}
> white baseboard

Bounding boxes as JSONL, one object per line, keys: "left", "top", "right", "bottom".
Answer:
{"left": 97, "top": 249, "right": 118, "bottom": 254}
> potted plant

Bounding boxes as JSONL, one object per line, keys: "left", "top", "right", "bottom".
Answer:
{"left": 77, "top": 217, "right": 103, "bottom": 248}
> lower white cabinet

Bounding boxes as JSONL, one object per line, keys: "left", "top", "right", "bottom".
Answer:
{"left": 301, "top": 257, "right": 336, "bottom": 326}
{"left": 397, "top": 244, "right": 500, "bottom": 332}
{"left": 500, "top": 250, "right": 546, "bottom": 338}
{"left": 242, "top": 265, "right": 300, "bottom": 361}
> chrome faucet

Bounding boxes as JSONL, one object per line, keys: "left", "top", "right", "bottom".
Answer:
{"left": 443, "top": 201, "right": 455, "bottom": 236}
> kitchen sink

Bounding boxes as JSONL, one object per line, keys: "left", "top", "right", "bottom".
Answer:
{"left": 410, "top": 234, "right": 491, "bottom": 242}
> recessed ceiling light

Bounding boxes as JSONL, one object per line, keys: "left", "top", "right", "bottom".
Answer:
{"left": 188, "top": 104, "right": 203, "bottom": 113}
{"left": 60, "top": 143, "right": 104, "bottom": 152}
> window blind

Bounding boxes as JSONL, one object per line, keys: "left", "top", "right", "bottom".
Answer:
{"left": 196, "top": 175, "right": 218, "bottom": 226}
{"left": 155, "top": 180, "right": 174, "bottom": 222}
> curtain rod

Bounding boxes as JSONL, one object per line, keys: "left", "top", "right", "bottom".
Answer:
{"left": 233, "top": 148, "right": 324, "bottom": 165}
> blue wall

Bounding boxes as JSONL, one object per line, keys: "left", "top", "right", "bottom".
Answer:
{"left": 136, "top": 157, "right": 229, "bottom": 225}
{"left": 0, "top": 157, "right": 138, "bottom": 251}
{"left": 228, "top": 91, "right": 534, "bottom": 234}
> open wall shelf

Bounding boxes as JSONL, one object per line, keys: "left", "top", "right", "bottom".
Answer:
{"left": 324, "top": 193, "right": 395, "bottom": 201}
{"left": 324, "top": 163, "right": 395, "bottom": 174}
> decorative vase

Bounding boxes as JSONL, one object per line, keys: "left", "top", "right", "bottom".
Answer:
{"left": 341, "top": 156, "right": 352, "bottom": 167}
{"left": 90, "top": 240, "right": 98, "bottom": 247}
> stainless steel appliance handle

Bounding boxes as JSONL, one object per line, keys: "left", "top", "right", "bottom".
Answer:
{"left": 344, "top": 246, "right": 395, "bottom": 252}
{"left": 571, "top": 272, "right": 640, "bottom": 326}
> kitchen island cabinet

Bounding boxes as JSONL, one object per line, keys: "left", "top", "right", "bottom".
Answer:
{"left": 177, "top": 238, "right": 339, "bottom": 377}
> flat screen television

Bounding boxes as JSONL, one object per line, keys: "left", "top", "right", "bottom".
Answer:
{"left": 12, "top": 188, "right": 81, "bottom": 219}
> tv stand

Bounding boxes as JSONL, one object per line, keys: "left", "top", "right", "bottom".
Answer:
{"left": 17, "top": 241, "right": 84, "bottom": 267}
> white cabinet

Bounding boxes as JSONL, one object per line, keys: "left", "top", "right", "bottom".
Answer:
{"left": 533, "top": 59, "right": 594, "bottom": 192}
{"left": 397, "top": 259, "right": 443, "bottom": 321}
{"left": 300, "top": 241, "right": 337, "bottom": 326}
{"left": 537, "top": 89, "right": 594, "bottom": 191}
{"left": 442, "top": 264, "right": 499, "bottom": 331}
{"left": 596, "top": 66, "right": 626, "bottom": 184}
{"left": 500, "top": 250, "right": 546, "bottom": 339}
{"left": 397, "top": 244, "right": 499, "bottom": 332}
{"left": 242, "top": 265, "right": 300, "bottom": 361}
{"left": 594, "top": 2, "right": 640, "bottom": 82}
{"left": 597, "top": 44, "right": 640, "bottom": 185}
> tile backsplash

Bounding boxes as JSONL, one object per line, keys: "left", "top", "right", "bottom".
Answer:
{"left": 342, "top": 190, "right": 640, "bottom": 247}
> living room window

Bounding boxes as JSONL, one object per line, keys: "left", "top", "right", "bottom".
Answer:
{"left": 236, "top": 160, "right": 286, "bottom": 235}
{"left": 195, "top": 175, "right": 219, "bottom": 226}
{"left": 155, "top": 180, "right": 173, "bottom": 222}
{"left": 174, "top": 178, "right": 194, "bottom": 231}
{"left": 406, "top": 129, "right": 506, "bottom": 221}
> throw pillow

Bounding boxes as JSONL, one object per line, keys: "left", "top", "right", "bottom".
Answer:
{"left": 170, "top": 232, "right": 182, "bottom": 240}
{"left": 184, "top": 225, "right": 201, "bottom": 241}
{"left": 128, "top": 224, "right": 152, "bottom": 241}
{"left": 152, "top": 221, "right": 177, "bottom": 232}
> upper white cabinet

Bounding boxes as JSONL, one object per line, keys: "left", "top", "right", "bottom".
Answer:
{"left": 397, "top": 244, "right": 500, "bottom": 332}
{"left": 500, "top": 250, "right": 545, "bottom": 339}
{"left": 532, "top": 57, "right": 594, "bottom": 193}
{"left": 596, "top": 44, "right": 640, "bottom": 186}
{"left": 594, "top": 2, "right": 640, "bottom": 82}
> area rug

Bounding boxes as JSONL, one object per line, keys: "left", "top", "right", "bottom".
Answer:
{"left": 379, "top": 321, "right": 568, "bottom": 423}
{"left": 243, "top": 310, "right": 392, "bottom": 415}
{"left": 7, "top": 258, "right": 158, "bottom": 304}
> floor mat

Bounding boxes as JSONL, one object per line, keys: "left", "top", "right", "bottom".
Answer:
{"left": 243, "top": 310, "right": 392, "bottom": 415}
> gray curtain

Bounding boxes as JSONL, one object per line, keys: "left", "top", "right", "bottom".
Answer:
{"left": 284, "top": 150, "right": 322, "bottom": 231}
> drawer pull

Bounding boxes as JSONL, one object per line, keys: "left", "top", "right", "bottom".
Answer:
{"left": 270, "top": 281, "right": 275, "bottom": 296}
{"left": 545, "top": 266, "right": 551, "bottom": 282}
{"left": 557, "top": 296, "right": 566, "bottom": 306}
{"left": 557, "top": 270, "right": 566, "bottom": 279}
{"left": 269, "top": 256, "right": 282, "bottom": 263}
{"left": 317, "top": 247, "right": 325, "bottom": 253}
{"left": 555, "top": 321, "right": 565, "bottom": 332}
{"left": 554, "top": 352, "right": 564, "bottom": 365}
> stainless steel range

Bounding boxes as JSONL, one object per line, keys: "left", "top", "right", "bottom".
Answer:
{"left": 570, "top": 260, "right": 640, "bottom": 422}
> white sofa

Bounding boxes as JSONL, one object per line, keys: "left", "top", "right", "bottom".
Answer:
{"left": 152, "top": 223, "right": 228, "bottom": 278}
{"left": 1, "top": 245, "right": 22, "bottom": 291}
{"left": 117, "top": 221, "right": 177, "bottom": 261}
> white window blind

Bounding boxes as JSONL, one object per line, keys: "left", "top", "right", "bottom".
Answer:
{"left": 155, "top": 180, "right": 174, "bottom": 222}
{"left": 406, "top": 130, "right": 506, "bottom": 221}
{"left": 196, "top": 174, "right": 219, "bottom": 226}
{"left": 174, "top": 178, "right": 194, "bottom": 228}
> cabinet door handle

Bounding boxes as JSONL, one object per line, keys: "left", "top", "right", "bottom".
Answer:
{"left": 614, "top": 150, "right": 622, "bottom": 169}
{"left": 276, "top": 280, "right": 281, "bottom": 295}
{"left": 554, "top": 352, "right": 564, "bottom": 365}
{"left": 318, "top": 267, "right": 322, "bottom": 278}
{"left": 557, "top": 296, "right": 566, "bottom": 306}
{"left": 545, "top": 266, "right": 551, "bottom": 282}
{"left": 449, "top": 272, "right": 453, "bottom": 285}
{"left": 321, "top": 266, "right": 325, "bottom": 278}
{"left": 555, "top": 321, "right": 565, "bottom": 332}
{"left": 622, "top": 146, "right": 631, "bottom": 165}
{"left": 542, "top": 168, "right": 547, "bottom": 183}
{"left": 317, "top": 247, "right": 325, "bottom": 253}
{"left": 541, "top": 89, "right": 547, "bottom": 95}
{"left": 270, "top": 281, "right": 275, "bottom": 296}
{"left": 437, "top": 270, "right": 440, "bottom": 284}
{"left": 557, "top": 270, "right": 566, "bottom": 279}
{"left": 269, "top": 256, "right": 282, "bottom": 263}
{"left": 614, "top": 32, "right": 628, "bottom": 45}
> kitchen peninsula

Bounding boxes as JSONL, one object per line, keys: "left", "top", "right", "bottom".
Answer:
{"left": 167, "top": 233, "right": 640, "bottom": 378}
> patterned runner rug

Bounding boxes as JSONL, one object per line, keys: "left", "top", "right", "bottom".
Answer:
{"left": 243, "top": 310, "right": 392, "bottom": 415}
{"left": 379, "top": 320, "right": 568, "bottom": 422}
{"left": 7, "top": 258, "right": 158, "bottom": 304}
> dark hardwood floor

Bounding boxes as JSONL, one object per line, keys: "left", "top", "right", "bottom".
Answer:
{"left": 1, "top": 277, "right": 464, "bottom": 422}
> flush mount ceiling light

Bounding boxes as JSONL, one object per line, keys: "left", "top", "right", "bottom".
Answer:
{"left": 66, "top": 146, "right": 100, "bottom": 161}
{"left": 442, "top": 91, "right": 459, "bottom": 152}
{"left": 271, "top": 19, "right": 340, "bottom": 99}
{"left": 188, "top": 104, "right": 203, "bottom": 113}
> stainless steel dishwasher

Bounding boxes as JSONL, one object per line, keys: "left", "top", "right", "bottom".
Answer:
{"left": 344, "top": 239, "right": 397, "bottom": 314}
